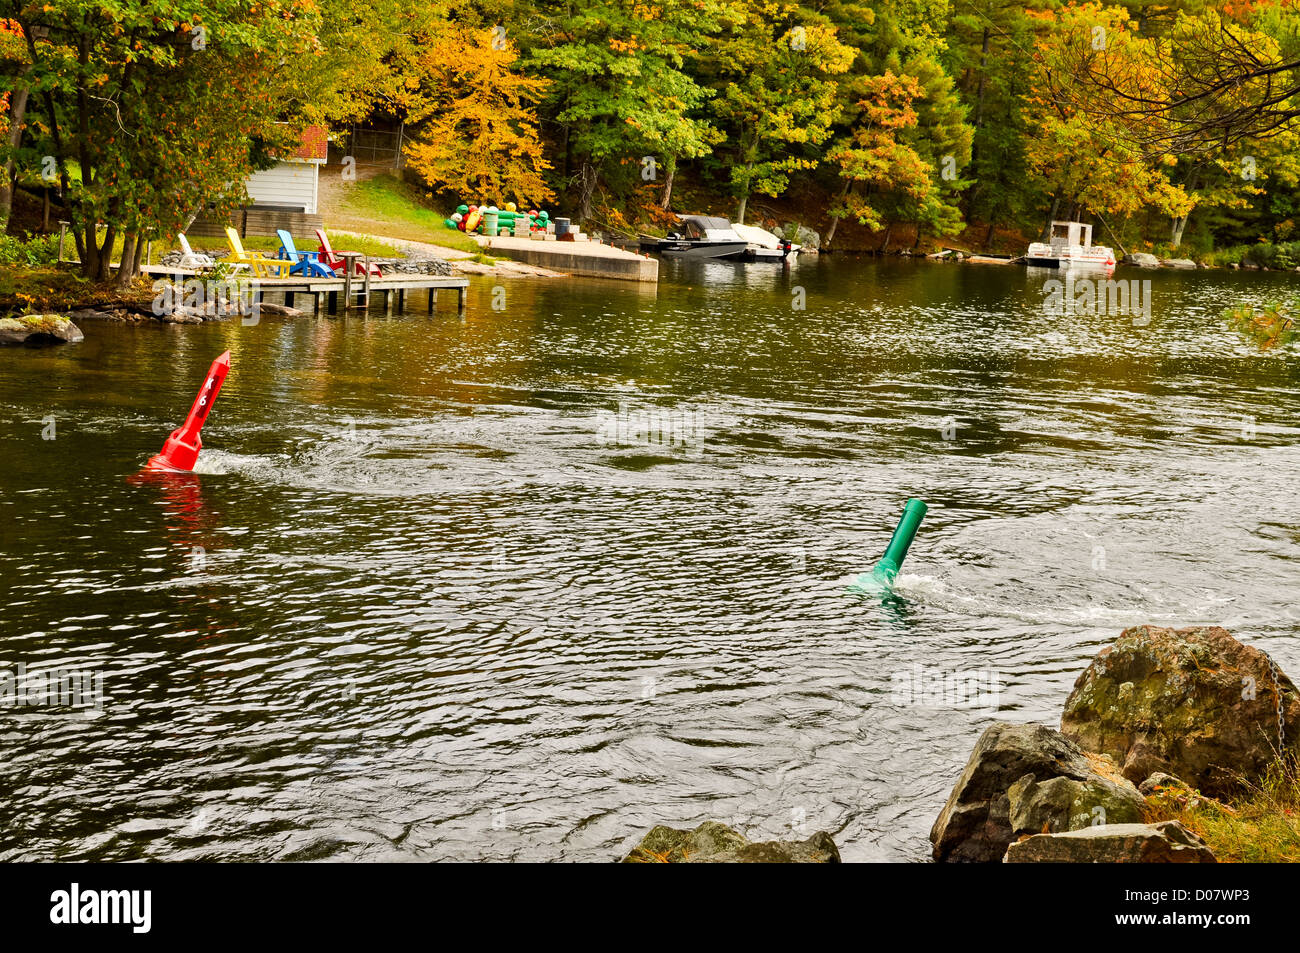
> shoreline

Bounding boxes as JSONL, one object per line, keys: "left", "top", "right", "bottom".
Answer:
{"left": 4, "top": 243, "right": 1298, "bottom": 332}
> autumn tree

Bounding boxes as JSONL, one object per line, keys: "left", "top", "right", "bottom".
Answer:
{"left": 524, "top": 0, "right": 732, "bottom": 220}
{"left": 944, "top": 0, "right": 1042, "bottom": 247}
{"left": 708, "top": 3, "right": 853, "bottom": 223}
{"left": 824, "top": 71, "right": 930, "bottom": 244}
{"left": 0, "top": 2, "right": 318, "bottom": 284}
{"left": 0, "top": 0, "right": 417, "bottom": 286}
{"left": 0, "top": 18, "right": 30, "bottom": 232}
{"left": 403, "top": 25, "right": 554, "bottom": 207}
{"left": 1063, "top": 2, "right": 1300, "bottom": 155}
{"left": 1027, "top": 3, "right": 1193, "bottom": 242}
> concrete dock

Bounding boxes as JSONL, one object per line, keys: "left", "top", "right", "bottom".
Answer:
{"left": 479, "top": 235, "right": 658, "bottom": 282}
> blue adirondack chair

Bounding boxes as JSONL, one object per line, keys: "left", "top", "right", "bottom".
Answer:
{"left": 276, "top": 229, "right": 334, "bottom": 277}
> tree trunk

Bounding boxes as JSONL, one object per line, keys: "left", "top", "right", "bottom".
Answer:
{"left": 132, "top": 230, "right": 147, "bottom": 273}
{"left": 115, "top": 231, "right": 137, "bottom": 290}
{"left": 880, "top": 223, "right": 892, "bottom": 253}
{"left": 984, "top": 221, "right": 996, "bottom": 250}
{"left": 1170, "top": 215, "right": 1190, "bottom": 249}
{"left": 823, "top": 216, "right": 839, "bottom": 250}
{"left": 823, "top": 180, "right": 852, "bottom": 249}
{"left": 0, "top": 85, "right": 31, "bottom": 233}
{"left": 736, "top": 192, "right": 748, "bottom": 225}
{"left": 1039, "top": 195, "right": 1061, "bottom": 243}
{"left": 80, "top": 223, "right": 99, "bottom": 279}
{"left": 973, "top": 28, "right": 990, "bottom": 131}
{"left": 94, "top": 224, "right": 116, "bottom": 282}
{"left": 1169, "top": 169, "right": 1199, "bottom": 250}
{"left": 659, "top": 155, "right": 676, "bottom": 210}
{"left": 577, "top": 158, "right": 597, "bottom": 222}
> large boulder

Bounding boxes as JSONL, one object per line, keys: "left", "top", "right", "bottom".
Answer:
{"left": 1004, "top": 821, "right": 1216, "bottom": 863}
{"left": 1061, "top": 625, "right": 1299, "bottom": 795}
{"left": 1162, "top": 258, "right": 1197, "bottom": 269}
{"left": 781, "top": 222, "right": 821, "bottom": 251}
{"left": 622, "top": 821, "right": 840, "bottom": 863}
{"left": 0, "top": 314, "right": 84, "bottom": 345}
{"left": 1123, "top": 252, "right": 1160, "bottom": 268}
{"left": 930, "top": 722, "right": 1144, "bottom": 862}
{"left": 1007, "top": 770, "right": 1145, "bottom": 834}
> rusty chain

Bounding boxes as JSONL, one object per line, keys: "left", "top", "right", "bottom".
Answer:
{"left": 1262, "top": 650, "right": 1286, "bottom": 751}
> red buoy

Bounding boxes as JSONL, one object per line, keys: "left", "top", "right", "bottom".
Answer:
{"left": 144, "top": 350, "right": 231, "bottom": 472}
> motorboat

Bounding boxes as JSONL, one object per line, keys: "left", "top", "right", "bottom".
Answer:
{"left": 730, "top": 223, "right": 799, "bottom": 262}
{"left": 639, "top": 215, "right": 749, "bottom": 259}
{"left": 1026, "top": 221, "right": 1115, "bottom": 269}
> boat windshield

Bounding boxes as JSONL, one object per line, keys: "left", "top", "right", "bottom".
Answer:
{"left": 679, "top": 216, "right": 739, "bottom": 242}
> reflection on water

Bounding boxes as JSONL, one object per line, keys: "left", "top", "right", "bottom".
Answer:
{"left": 0, "top": 258, "right": 1297, "bottom": 862}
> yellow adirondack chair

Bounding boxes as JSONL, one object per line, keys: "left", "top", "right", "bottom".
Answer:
{"left": 224, "top": 226, "right": 291, "bottom": 278}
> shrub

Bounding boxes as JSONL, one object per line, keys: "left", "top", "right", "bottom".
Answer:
{"left": 1145, "top": 755, "right": 1300, "bottom": 862}
{"left": 0, "top": 233, "right": 62, "bottom": 267}
{"left": 1222, "top": 300, "right": 1298, "bottom": 350}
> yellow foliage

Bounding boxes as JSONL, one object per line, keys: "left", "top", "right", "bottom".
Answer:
{"left": 404, "top": 27, "right": 554, "bottom": 207}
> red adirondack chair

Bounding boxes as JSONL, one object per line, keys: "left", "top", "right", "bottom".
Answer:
{"left": 315, "top": 228, "right": 383, "bottom": 277}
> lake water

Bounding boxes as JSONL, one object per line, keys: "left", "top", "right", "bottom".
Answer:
{"left": 1, "top": 257, "right": 1297, "bottom": 861}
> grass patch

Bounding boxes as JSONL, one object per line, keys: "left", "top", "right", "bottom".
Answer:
{"left": 58, "top": 232, "right": 404, "bottom": 267}
{"left": 175, "top": 233, "right": 403, "bottom": 260}
{"left": 1144, "top": 756, "right": 1300, "bottom": 862}
{"left": 331, "top": 174, "right": 481, "bottom": 253}
{"left": 0, "top": 265, "right": 97, "bottom": 315}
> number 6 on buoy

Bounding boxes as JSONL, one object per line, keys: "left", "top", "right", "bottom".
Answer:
{"left": 144, "top": 351, "right": 231, "bottom": 473}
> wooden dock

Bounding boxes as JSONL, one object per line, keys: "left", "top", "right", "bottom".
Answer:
{"left": 140, "top": 265, "right": 470, "bottom": 314}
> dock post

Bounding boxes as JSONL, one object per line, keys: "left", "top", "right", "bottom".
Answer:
{"left": 384, "top": 289, "right": 393, "bottom": 316}
{"left": 428, "top": 289, "right": 436, "bottom": 313}
{"left": 343, "top": 270, "right": 353, "bottom": 311}
{"left": 315, "top": 292, "right": 323, "bottom": 314}
{"left": 458, "top": 286, "right": 466, "bottom": 313}
{"left": 285, "top": 291, "right": 295, "bottom": 308}
{"left": 363, "top": 258, "right": 372, "bottom": 310}
{"left": 328, "top": 291, "right": 337, "bottom": 314}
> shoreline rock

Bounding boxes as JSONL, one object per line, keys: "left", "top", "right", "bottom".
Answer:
{"left": 932, "top": 624, "right": 1294, "bottom": 863}
{"left": 929, "top": 722, "right": 1145, "bottom": 862}
{"left": 1061, "top": 625, "right": 1299, "bottom": 796}
{"left": 622, "top": 821, "right": 840, "bottom": 863}
{"left": 1123, "top": 252, "right": 1160, "bottom": 268}
{"left": 1004, "top": 821, "right": 1216, "bottom": 863}
{"left": 0, "top": 313, "right": 84, "bottom": 345}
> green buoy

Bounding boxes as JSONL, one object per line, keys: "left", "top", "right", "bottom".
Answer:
{"left": 848, "top": 498, "right": 928, "bottom": 594}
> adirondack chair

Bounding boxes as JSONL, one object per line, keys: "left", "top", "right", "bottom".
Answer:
{"left": 224, "top": 226, "right": 291, "bottom": 278}
{"left": 176, "top": 233, "right": 216, "bottom": 271}
{"left": 276, "top": 229, "right": 335, "bottom": 277}
{"left": 315, "top": 227, "right": 383, "bottom": 277}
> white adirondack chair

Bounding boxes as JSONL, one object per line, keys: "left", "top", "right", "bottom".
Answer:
{"left": 177, "top": 233, "right": 217, "bottom": 271}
